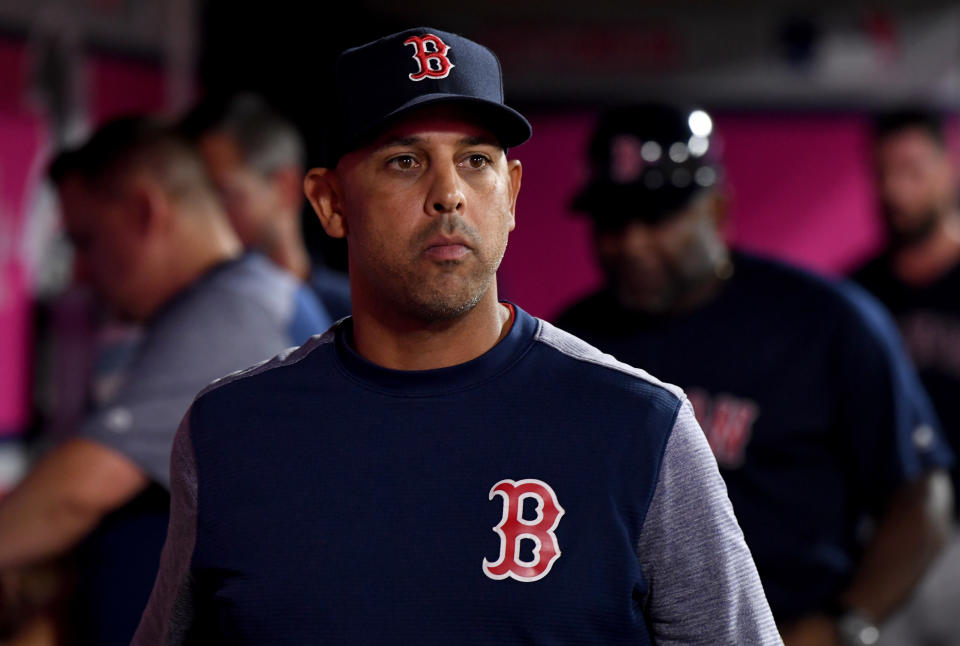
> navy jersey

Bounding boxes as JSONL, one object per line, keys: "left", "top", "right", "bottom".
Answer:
{"left": 556, "top": 252, "right": 953, "bottom": 624}
{"left": 135, "top": 305, "right": 781, "bottom": 644}
{"left": 853, "top": 254, "right": 960, "bottom": 514}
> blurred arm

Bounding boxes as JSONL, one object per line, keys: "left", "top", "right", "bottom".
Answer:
{"left": 782, "top": 285, "right": 959, "bottom": 644}
{"left": 783, "top": 469, "right": 953, "bottom": 646}
{"left": 842, "top": 469, "right": 953, "bottom": 620}
{"left": 0, "top": 437, "right": 148, "bottom": 569}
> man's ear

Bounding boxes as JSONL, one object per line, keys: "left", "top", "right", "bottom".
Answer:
{"left": 506, "top": 158, "right": 522, "bottom": 233}
{"left": 125, "top": 175, "right": 170, "bottom": 238}
{"left": 303, "top": 168, "right": 347, "bottom": 239}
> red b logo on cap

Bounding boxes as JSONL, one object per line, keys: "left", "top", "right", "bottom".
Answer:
{"left": 405, "top": 34, "right": 455, "bottom": 81}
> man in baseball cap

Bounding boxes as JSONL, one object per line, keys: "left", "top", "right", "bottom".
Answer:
{"left": 571, "top": 104, "right": 720, "bottom": 228}
{"left": 558, "top": 103, "right": 954, "bottom": 646}
{"left": 136, "top": 32, "right": 780, "bottom": 644}
{"left": 567, "top": 103, "right": 725, "bottom": 314}
{"left": 327, "top": 27, "right": 531, "bottom": 164}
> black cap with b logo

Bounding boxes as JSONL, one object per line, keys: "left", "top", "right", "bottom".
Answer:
{"left": 329, "top": 27, "right": 532, "bottom": 165}
{"left": 573, "top": 104, "right": 722, "bottom": 229}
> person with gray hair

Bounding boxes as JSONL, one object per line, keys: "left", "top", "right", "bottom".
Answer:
{"left": 184, "top": 94, "right": 351, "bottom": 319}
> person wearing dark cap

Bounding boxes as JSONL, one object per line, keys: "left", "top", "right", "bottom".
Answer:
{"left": 556, "top": 104, "right": 954, "bottom": 646}
{"left": 135, "top": 30, "right": 780, "bottom": 644}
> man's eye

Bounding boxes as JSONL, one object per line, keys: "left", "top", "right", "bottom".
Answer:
{"left": 463, "top": 154, "right": 490, "bottom": 169}
{"left": 388, "top": 155, "right": 418, "bottom": 170}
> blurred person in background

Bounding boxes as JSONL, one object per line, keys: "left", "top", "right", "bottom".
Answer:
{"left": 556, "top": 104, "right": 954, "bottom": 646}
{"left": 0, "top": 116, "right": 329, "bottom": 645}
{"left": 183, "top": 94, "right": 351, "bottom": 320}
{"left": 852, "top": 108, "right": 960, "bottom": 646}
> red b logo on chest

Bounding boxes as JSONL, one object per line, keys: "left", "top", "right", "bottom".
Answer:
{"left": 482, "top": 479, "right": 564, "bottom": 582}
{"left": 404, "top": 34, "right": 455, "bottom": 81}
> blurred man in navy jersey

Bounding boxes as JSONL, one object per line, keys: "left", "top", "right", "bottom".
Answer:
{"left": 558, "top": 103, "right": 954, "bottom": 646}
{"left": 853, "top": 108, "right": 960, "bottom": 646}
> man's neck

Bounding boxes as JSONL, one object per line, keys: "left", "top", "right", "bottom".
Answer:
{"left": 259, "top": 216, "right": 311, "bottom": 282}
{"left": 671, "top": 271, "right": 728, "bottom": 315}
{"left": 891, "top": 211, "right": 960, "bottom": 286}
{"left": 350, "top": 287, "right": 513, "bottom": 371}
{"left": 629, "top": 251, "right": 733, "bottom": 318}
{"left": 144, "top": 211, "right": 244, "bottom": 320}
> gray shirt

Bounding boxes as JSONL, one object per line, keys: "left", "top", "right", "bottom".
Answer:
{"left": 81, "top": 253, "right": 330, "bottom": 488}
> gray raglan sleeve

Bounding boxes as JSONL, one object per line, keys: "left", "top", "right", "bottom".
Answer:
{"left": 638, "top": 399, "right": 783, "bottom": 645}
{"left": 133, "top": 409, "right": 201, "bottom": 645}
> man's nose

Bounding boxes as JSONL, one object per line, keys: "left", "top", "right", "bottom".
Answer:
{"left": 425, "top": 163, "right": 465, "bottom": 216}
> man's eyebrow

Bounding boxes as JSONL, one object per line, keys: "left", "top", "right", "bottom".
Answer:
{"left": 459, "top": 135, "right": 500, "bottom": 147}
{"left": 373, "top": 134, "right": 501, "bottom": 152}
{"left": 374, "top": 136, "right": 422, "bottom": 152}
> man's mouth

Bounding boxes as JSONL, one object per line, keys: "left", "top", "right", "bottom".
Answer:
{"left": 423, "top": 236, "right": 472, "bottom": 261}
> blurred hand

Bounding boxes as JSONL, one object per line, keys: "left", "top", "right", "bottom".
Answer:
{"left": 0, "top": 563, "right": 64, "bottom": 642}
{"left": 781, "top": 614, "right": 842, "bottom": 646}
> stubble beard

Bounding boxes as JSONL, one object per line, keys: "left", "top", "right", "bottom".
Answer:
{"left": 403, "top": 268, "right": 493, "bottom": 321}
{"left": 394, "top": 216, "right": 507, "bottom": 323}
{"left": 887, "top": 206, "right": 941, "bottom": 249}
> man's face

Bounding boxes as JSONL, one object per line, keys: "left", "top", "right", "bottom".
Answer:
{"left": 198, "top": 132, "right": 280, "bottom": 248}
{"left": 335, "top": 111, "right": 522, "bottom": 322}
{"left": 875, "top": 127, "right": 955, "bottom": 244}
{"left": 58, "top": 175, "right": 150, "bottom": 321}
{"left": 594, "top": 192, "right": 722, "bottom": 314}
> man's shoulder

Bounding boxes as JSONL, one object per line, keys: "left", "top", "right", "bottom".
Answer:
{"left": 164, "top": 254, "right": 329, "bottom": 343}
{"left": 746, "top": 253, "right": 909, "bottom": 358}
{"left": 734, "top": 251, "right": 834, "bottom": 292}
{"left": 530, "top": 316, "right": 685, "bottom": 411}
{"left": 131, "top": 261, "right": 295, "bottom": 375}
{"left": 161, "top": 255, "right": 295, "bottom": 325}
{"left": 733, "top": 251, "right": 869, "bottom": 316}
{"left": 192, "top": 327, "right": 336, "bottom": 405}
{"left": 205, "top": 253, "right": 303, "bottom": 312}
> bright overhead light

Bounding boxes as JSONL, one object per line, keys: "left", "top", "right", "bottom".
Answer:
{"left": 688, "top": 110, "right": 713, "bottom": 138}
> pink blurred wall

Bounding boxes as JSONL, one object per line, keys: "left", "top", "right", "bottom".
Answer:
{"left": 90, "top": 56, "right": 166, "bottom": 123}
{"left": 499, "top": 112, "right": 600, "bottom": 318}
{"left": 718, "top": 114, "right": 881, "bottom": 274}
{"left": 0, "top": 37, "right": 166, "bottom": 435}
{"left": 0, "top": 113, "right": 44, "bottom": 435}
{"left": 0, "top": 39, "right": 41, "bottom": 435}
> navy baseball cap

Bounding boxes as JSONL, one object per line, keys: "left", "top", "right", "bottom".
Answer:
{"left": 329, "top": 27, "right": 532, "bottom": 164}
{"left": 573, "top": 104, "right": 721, "bottom": 228}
